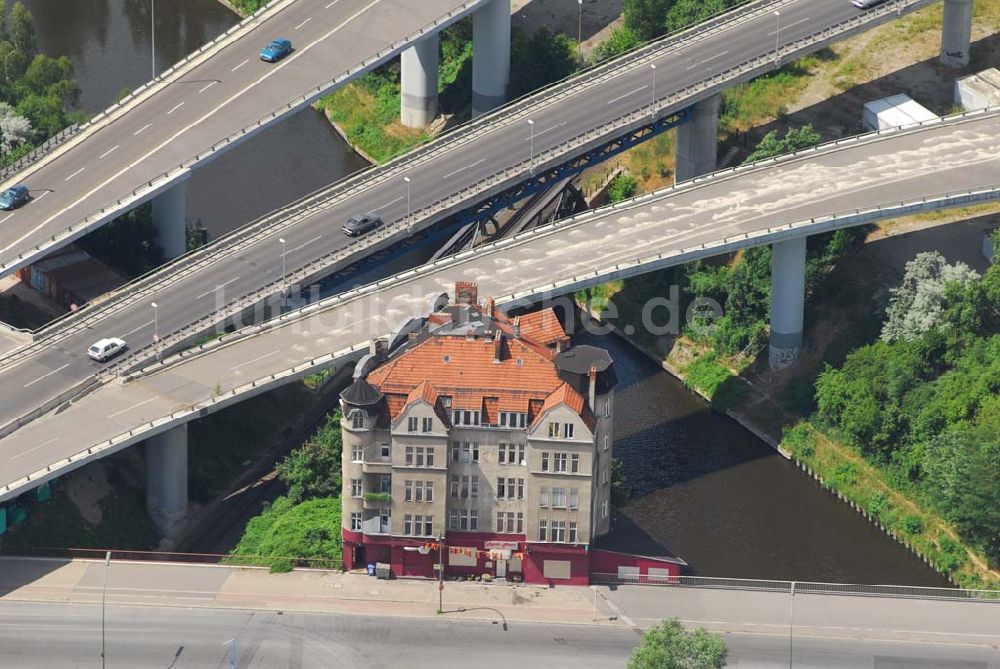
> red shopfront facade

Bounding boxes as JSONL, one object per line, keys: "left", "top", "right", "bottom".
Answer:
{"left": 342, "top": 530, "right": 682, "bottom": 584}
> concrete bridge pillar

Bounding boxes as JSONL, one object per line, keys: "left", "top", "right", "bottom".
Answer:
{"left": 675, "top": 94, "right": 721, "bottom": 183}
{"left": 941, "top": 0, "right": 973, "bottom": 68}
{"left": 152, "top": 181, "right": 187, "bottom": 260}
{"left": 401, "top": 34, "right": 440, "bottom": 128}
{"left": 472, "top": 0, "right": 511, "bottom": 118}
{"left": 145, "top": 423, "right": 188, "bottom": 538}
{"left": 769, "top": 236, "right": 807, "bottom": 370}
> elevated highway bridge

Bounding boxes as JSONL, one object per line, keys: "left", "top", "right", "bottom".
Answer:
{"left": 1, "top": 108, "right": 997, "bottom": 530}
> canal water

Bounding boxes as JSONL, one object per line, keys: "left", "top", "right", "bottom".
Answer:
{"left": 26, "top": 0, "right": 949, "bottom": 586}
{"left": 24, "top": 0, "right": 368, "bottom": 238}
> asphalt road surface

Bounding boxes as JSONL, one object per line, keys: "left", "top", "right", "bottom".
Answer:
{"left": 0, "top": 0, "right": 938, "bottom": 446}
{"left": 0, "top": 600, "right": 996, "bottom": 668}
{"left": 2, "top": 109, "right": 997, "bottom": 500}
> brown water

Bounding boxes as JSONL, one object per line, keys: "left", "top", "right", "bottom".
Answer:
{"left": 581, "top": 329, "right": 951, "bottom": 586}
{"left": 24, "top": 0, "right": 368, "bottom": 237}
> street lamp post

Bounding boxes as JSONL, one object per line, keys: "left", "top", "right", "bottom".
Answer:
{"left": 278, "top": 237, "right": 287, "bottom": 290}
{"left": 151, "top": 301, "right": 159, "bottom": 361}
{"left": 224, "top": 639, "right": 238, "bottom": 669}
{"left": 101, "top": 551, "right": 111, "bottom": 669}
{"left": 403, "top": 176, "right": 412, "bottom": 232}
{"left": 151, "top": 0, "right": 156, "bottom": 79}
{"left": 527, "top": 119, "right": 535, "bottom": 174}
{"left": 437, "top": 534, "right": 444, "bottom": 613}
{"left": 577, "top": 0, "right": 584, "bottom": 65}
{"left": 650, "top": 63, "right": 657, "bottom": 120}
{"left": 774, "top": 10, "right": 781, "bottom": 67}
{"left": 788, "top": 580, "right": 796, "bottom": 669}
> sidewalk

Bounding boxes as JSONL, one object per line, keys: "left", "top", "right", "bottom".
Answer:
{"left": 0, "top": 557, "right": 619, "bottom": 627}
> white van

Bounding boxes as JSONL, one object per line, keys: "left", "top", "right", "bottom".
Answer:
{"left": 88, "top": 337, "right": 127, "bottom": 362}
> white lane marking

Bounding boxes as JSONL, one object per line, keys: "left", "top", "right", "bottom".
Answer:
{"left": 198, "top": 81, "right": 218, "bottom": 93}
{"left": 195, "top": 276, "right": 240, "bottom": 300}
{"left": 0, "top": 213, "right": 13, "bottom": 224}
{"left": 64, "top": 167, "right": 85, "bottom": 182}
{"left": 441, "top": 158, "right": 485, "bottom": 180}
{"left": 375, "top": 195, "right": 403, "bottom": 211}
{"left": 123, "top": 318, "right": 155, "bottom": 337}
{"left": 687, "top": 51, "right": 728, "bottom": 70}
{"left": 768, "top": 17, "right": 810, "bottom": 36}
{"left": 606, "top": 85, "right": 648, "bottom": 106}
{"left": 524, "top": 120, "right": 567, "bottom": 140}
{"left": 133, "top": 123, "right": 152, "bottom": 136}
{"left": 166, "top": 101, "right": 185, "bottom": 115}
{"left": 0, "top": 0, "right": 386, "bottom": 258}
{"left": 107, "top": 396, "right": 159, "bottom": 419}
{"left": 232, "top": 58, "right": 249, "bottom": 72}
{"left": 325, "top": 0, "right": 340, "bottom": 7}
{"left": 99, "top": 145, "right": 120, "bottom": 159}
{"left": 295, "top": 17, "right": 312, "bottom": 29}
{"left": 23, "top": 362, "right": 71, "bottom": 388}
{"left": 232, "top": 349, "right": 280, "bottom": 371}
{"left": 288, "top": 234, "right": 322, "bottom": 255}
{"left": 33, "top": 191, "right": 49, "bottom": 202}
{"left": 9, "top": 437, "right": 58, "bottom": 460}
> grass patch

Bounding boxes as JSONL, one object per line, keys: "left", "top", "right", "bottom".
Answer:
{"left": 683, "top": 351, "right": 732, "bottom": 398}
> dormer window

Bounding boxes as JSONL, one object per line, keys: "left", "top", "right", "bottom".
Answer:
{"left": 352, "top": 411, "right": 365, "bottom": 429}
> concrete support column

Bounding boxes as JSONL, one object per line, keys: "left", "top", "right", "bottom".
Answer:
{"left": 472, "top": 0, "right": 511, "bottom": 118}
{"left": 151, "top": 180, "right": 187, "bottom": 260}
{"left": 145, "top": 423, "right": 188, "bottom": 538}
{"left": 675, "top": 94, "right": 721, "bottom": 183}
{"left": 401, "top": 34, "right": 439, "bottom": 128}
{"left": 941, "top": 0, "right": 974, "bottom": 68}
{"left": 769, "top": 237, "right": 807, "bottom": 370}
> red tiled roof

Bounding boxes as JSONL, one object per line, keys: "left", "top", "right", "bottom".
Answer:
{"left": 533, "top": 383, "right": 596, "bottom": 432}
{"left": 517, "top": 310, "right": 570, "bottom": 347}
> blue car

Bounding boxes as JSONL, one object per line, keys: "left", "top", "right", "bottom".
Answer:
{"left": 0, "top": 184, "right": 30, "bottom": 211}
{"left": 260, "top": 39, "right": 292, "bottom": 63}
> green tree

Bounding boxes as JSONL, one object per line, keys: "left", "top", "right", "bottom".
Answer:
{"left": 608, "top": 173, "right": 639, "bottom": 202}
{"left": 623, "top": 0, "right": 671, "bottom": 40}
{"left": 510, "top": 27, "right": 578, "bottom": 98}
{"left": 8, "top": 2, "right": 36, "bottom": 63}
{"left": 231, "top": 496, "right": 343, "bottom": 573}
{"left": 664, "top": 0, "right": 739, "bottom": 34}
{"left": 610, "top": 457, "right": 632, "bottom": 507}
{"left": 881, "top": 252, "right": 980, "bottom": 343}
{"left": 276, "top": 410, "right": 344, "bottom": 502}
{"left": 628, "top": 618, "right": 728, "bottom": 669}
{"left": 743, "top": 124, "right": 821, "bottom": 163}
{"left": 592, "top": 26, "right": 641, "bottom": 63}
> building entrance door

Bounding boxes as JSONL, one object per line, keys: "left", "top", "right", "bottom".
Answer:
{"left": 496, "top": 559, "right": 507, "bottom": 579}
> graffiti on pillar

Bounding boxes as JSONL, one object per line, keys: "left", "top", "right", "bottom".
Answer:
{"left": 945, "top": 50, "right": 966, "bottom": 59}
{"left": 768, "top": 346, "right": 800, "bottom": 370}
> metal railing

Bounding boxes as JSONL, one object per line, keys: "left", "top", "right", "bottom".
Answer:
{"left": 589, "top": 573, "right": 1000, "bottom": 601}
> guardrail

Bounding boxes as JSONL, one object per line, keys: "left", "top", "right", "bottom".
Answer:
{"left": 0, "top": 0, "right": 945, "bottom": 440}
{"left": 589, "top": 573, "right": 1000, "bottom": 600}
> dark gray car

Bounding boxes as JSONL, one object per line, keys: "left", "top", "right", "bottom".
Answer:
{"left": 0, "top": 184, "right": 30, "bottom": 210}
{"left": 342, "top": 212, "right": 383, "bottom": 236}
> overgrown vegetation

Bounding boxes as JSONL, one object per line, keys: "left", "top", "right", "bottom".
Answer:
{"left": 813, "top": 240, "right": 1000, "bottom": 576}
{"left": 0, "top": 1, "right": 83, "bottom": 167}
{"left": 231, "top": 409, "right": 345, "bottom": 572}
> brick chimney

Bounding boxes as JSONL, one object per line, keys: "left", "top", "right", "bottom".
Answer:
{"left": 485, "top": 296, "right": 496, "bottom": 321}
{"left": 454, "top": 281, "right": 478, "bottom": 305}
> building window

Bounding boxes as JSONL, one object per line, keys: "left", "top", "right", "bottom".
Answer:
{"left": 422, "top": 417, "right": 433, "bottom": 432}
{"left": 569, "top": 489, "right": 578, "bottom": 510}
{"left": 500, "top": 443, "right": 526, "bottom": 465}
{"left": 352, "top": 412, "right": 364, "bottom": 429}
{"left": 452, "top": 410, "right": 481, "bottom": 426}
{"left": 553, "top": 453, "right": 567, "bottom": 473}
{"left": 569, "top": 521, "right": 578, "bottom": 544}
{"left": 407, "top": 416, "right": 418, "bottom": 432}
{"left": 454, "top": 442, "right": 480, "bottom": 463}
{"left": 571, "top": 453, "right": 580, "bottom": 473}
{"left": 601, "top": 500, "right": 609, "bottom": 518}
{"left": 539, "top": 487, "right": 549, "bottom": 508}
{"left": 377, "top": 475, "right": 391, "bottom": 493}
{"left": 351, "top": 444, "right": 363, "bottom": 462}
{"left": 516, "top": 478, "right": 524, "bottom": 500}
{"left": 551, "top": 520, "right": 566, "bottom": 543}
{"left": 548, "top": 422, "right": 559, "bottom": 438}
{"left": 381, "top": 444, "right": 391, "bottom": 459}
{"left": 516, "top": 512, "right": 524, "bottom": 533}
{"left": 422, "top": 516, "right": 433, "bottom": 536}
{"left": 406, "top": 447, "right": 433, "bottom": 467}
{"left": 350, "top": 479, "right": 362, "bottom": 497}
{"left": 426, "top": 448, "right": 434, "bottom": 467}
{"left": 538, "top": 520, "right": 547, "bottom": 542}
{"left": 350, "top": 512, "right": 362, "bottom": 531}
{"left": 541, "top": 452, "right": 549, "bottom": 471}
{"left": 563, "top": 423, "right": 575, "bottom": 439}
{"left": 405, "top": 480, "right": 413, "bottom": 502}
{"left": 602, "top": 466, "right": 609, "bottom": 485}
{"left": 425, "top": 481, "right": 434, "bottom": 503}
{"left": 404, "top": 514, "right": 412, "bottom": 535}
{"left": 406, "top": 515, "right": 433, "bottom": 536}
{"left": 450, "top": 509, "right": 474, "bottom": 531}
{"left": 552, "top": 487, "right": 566, "bottom": 508}
{"left": 405, "top": 447, "right": 413, "bottom": 466}
{"left": 460, "top": 476, "right": 470, "bottom": 499}
{"left": 450, "top": 475, "right": 458, "bottom": 498}
{"left": 449, "top": 508, "right": 458, "bottom": 530}
{"left": 498, "top": 442, "right": 509, "bottom": 464}
{"left": 497, "top": 477, "right": 505, "bottom": 499}
{"left": 499, "top": 412, "right": 527, "bottom": 429}
{"left": 603, "top": 434, "right": 609, "bottom": 451}
{"left": 471, "top": 475, "right": 479, "bottom": 499}
{"left": 604, "top": 400, "right": 610, "bottom": 418}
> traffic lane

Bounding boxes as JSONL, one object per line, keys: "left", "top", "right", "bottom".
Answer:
{"left": 0, "top": 0, "right": 936, "bottom": 417}
{"left": 0, "top": 0, "right": 482, "bottom": 261}
{"left": 0, "top": 601, "right": 639, "bottom": 669}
